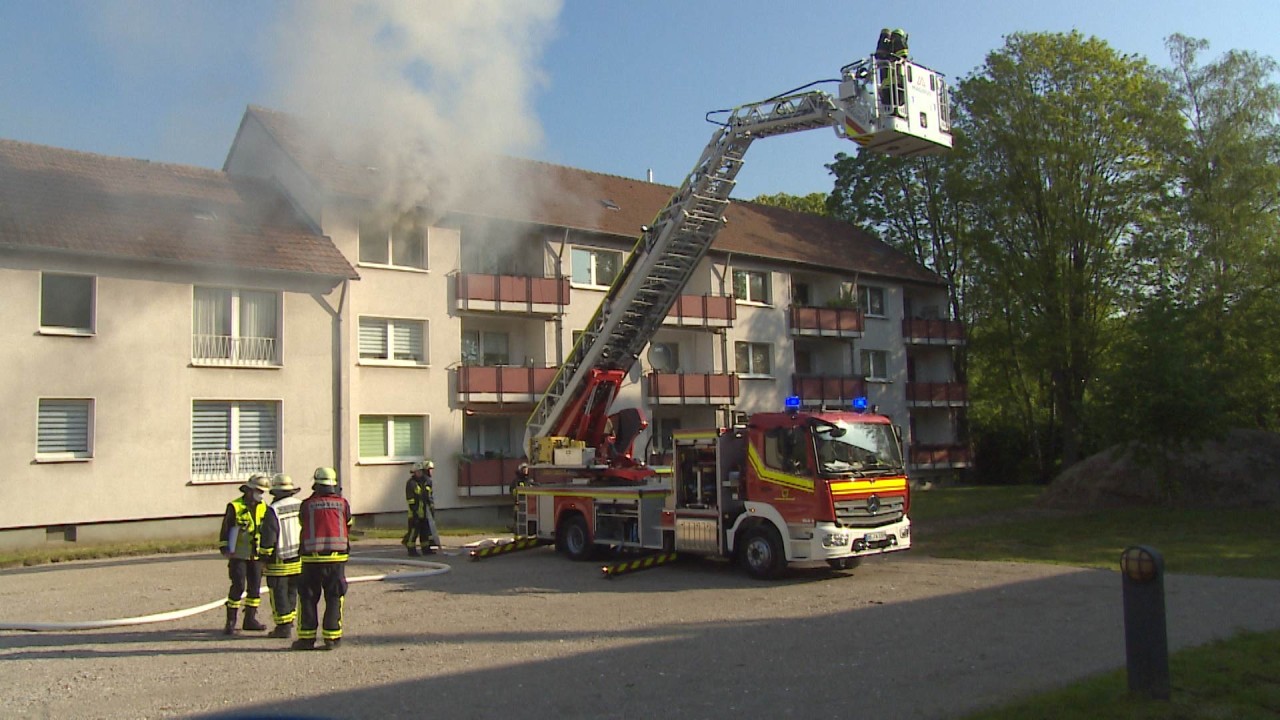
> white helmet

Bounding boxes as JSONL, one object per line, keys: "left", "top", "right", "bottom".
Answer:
{"left": 312, "top": 467, "right": 338, "bottom": 486}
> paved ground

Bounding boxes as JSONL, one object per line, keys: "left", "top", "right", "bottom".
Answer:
{"left": 2, "top": 539, "right": 1279, "bottom": 719}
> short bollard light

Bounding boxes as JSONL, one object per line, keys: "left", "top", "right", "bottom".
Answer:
{"left": 1120, "top": 545, "right": 1170, "bottom": 700}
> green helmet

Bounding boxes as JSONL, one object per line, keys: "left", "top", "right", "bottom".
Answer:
{"left": 312, "top": 467, "right": 338, "bottom": 486}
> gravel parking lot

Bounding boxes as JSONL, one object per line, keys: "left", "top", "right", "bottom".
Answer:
{"left": 3, "top": 539, "right": 1280, "bottom": 719}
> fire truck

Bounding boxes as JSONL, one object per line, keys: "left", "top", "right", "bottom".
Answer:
{"left": 514, "top": 42, "right": 951, "bottom": 579}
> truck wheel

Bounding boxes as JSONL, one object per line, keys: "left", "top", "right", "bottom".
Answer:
{"left": 739, "top": 526, "right": 785, "bottom": 580}
{"left": 827, "top": 557, "right": 862, "bottom": 572}
{"left": 558, "top": 514, "right": 592, "bottom": 561}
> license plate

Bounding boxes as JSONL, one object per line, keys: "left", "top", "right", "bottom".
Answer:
{"left": 865, "top": 531, "right": 887, "bottom": 542}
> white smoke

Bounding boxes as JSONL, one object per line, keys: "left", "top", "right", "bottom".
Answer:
{"left": 271, "top": 0, "right": 562, "bottom": 219}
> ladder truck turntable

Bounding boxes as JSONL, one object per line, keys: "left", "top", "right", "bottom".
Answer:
{"left": 512, "top": 44, "right": 952, "bottom": 579}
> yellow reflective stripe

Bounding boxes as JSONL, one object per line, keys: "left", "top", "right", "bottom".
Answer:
{"left": 521, "top": 488, "right": 670, "bottom": 499}
{"left": 301, "top": 554, "right": 349, "bottom": 563}
{"left": 673, "top": 429, "right": 721, "bottom": 441}
{"left": 746, "top": 444, "right": 814, "bottom": 493}
{"left": 264, "top": 560, "right": 302, "bottom": 576}
{"left": 829, "top": 477, "right": 908, "bottom": 494}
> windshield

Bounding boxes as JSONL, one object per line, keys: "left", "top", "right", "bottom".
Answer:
{"left": 813, "top": 421, "right": 903, "bottom": 476}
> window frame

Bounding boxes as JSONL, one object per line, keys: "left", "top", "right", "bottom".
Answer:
{"left": 735, "top": 341, "right": 773, "bottom": 378}
{"left": 190, "top": 399, "right": 281, "bottom": 483}
{"left": 570, "top": 246, "right": 623, "bottom": 289}
{"left": 732, "top": 268, "right": 772, "bottom": 305}
{"left": 861, "top": 285, "right": 886, "bottom": 317}
{"left": 39, "top": 272, "right": 96, "bottom": 336}
{"left": 461, "top": 329, "right": 511, "bottom": 367}
{"left": 35, "top": 398, "right": 94, "bottom": 462}
{"left": 358, "top": 211, "right": 429, "bottom": 271}
{"left": 462, "top": 415, "right": 516, "bottom": 458}
{"left": 191, "top": 286, "right": 283, "bottom": 367}
{"left": 358, "top": 316, "right": 429, "bottom": 366}
{"left": 358, "top": 414, "right": 428, "bottom": 464}
{"left": 861, "top": 349, "right": 889, "bottom": 382}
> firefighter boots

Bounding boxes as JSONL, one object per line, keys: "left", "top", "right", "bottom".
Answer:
{"left": 321, "top": 638, "right": 342, "bottom": 651}
{"left": 290, "top": 638, "right": 315, "bottom": 651}
{"left": 269, "top": 623, "right": 292, "bottom": 639}
{"left": 407, "top": 546, "right": 420, "bottom": 557}
{"left": 241, "top": 606, "right": 266, "bottom": 631}
{"left": 223, "top": 607, "right": 239, "bottom": 636}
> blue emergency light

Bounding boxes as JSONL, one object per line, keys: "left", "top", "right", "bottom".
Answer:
{"left": 852, "top": 396, "right": 869, "bottom": 412}
{"left": 785, "top": 395, "right": 802, "bottom": 413}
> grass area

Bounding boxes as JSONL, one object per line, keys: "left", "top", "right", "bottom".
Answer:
{"left": 911, "top": 486, "right": 1280, "bottom": 579}
{"left": 961, "top": 628, "right": 1280, "bottom": 720}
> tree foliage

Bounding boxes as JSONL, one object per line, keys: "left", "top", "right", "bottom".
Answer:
{"left": 749, "top": 191, "right": 829, "bottom": 216}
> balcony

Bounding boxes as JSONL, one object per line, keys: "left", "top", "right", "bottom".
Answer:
{"left": 646, "top": 372, "right": 739, "bottom": 405}
{"left": 789, "top": 306, "right": 864, "bottom": 338}
{"left": 792, "top": 375, "right": 868, "bottom": 407}
{"left": 902, "top": 317, "right": 966, "bottom": 345}
{"left": 456, "top": 365, "right": 558, "bottom": 405}
{"left": 909, "top": 444, "right": 972, "bottom": 470}
{"left": 191, "top": 449, "right": 278, "bottom": 483}
{"left": 906, "top": 381, "right": 968, "bottom": 407}
{"left": 455, "top": 273, "right": 570, "bottom": 316}
{"left": 662, "top": 294, "right": 736, "bottom": 330}
{"left": 192, "top": 335, "right": 279, "bottom": 367}
{"left": 457, "top": 456, "right": 523, "bottom": 497}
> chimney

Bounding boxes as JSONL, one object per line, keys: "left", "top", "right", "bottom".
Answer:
{"left": 647, "top": 168, "right": 654, "bottom": 183}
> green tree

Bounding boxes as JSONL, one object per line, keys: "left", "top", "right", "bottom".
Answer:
{"left": 959, "top": 31, "right": 1183, "bottom": 475}
{"left": 749, "top": 191, "right": 829, "bottom": 216}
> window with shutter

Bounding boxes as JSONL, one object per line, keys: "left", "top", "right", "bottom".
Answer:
{"left": 37, "top": 399, "right": 93, "bottom": 459}
{"left": 191, "top": 400, "right": 279, "bottom": 482}
{"left": 360, "top": 414, "right": 428, "bottom": 461}
{"left": 358, "top": 317, "right": 427, "bottom": 364}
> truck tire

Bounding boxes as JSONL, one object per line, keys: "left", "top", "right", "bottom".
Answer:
{"left": 739, "top": 525, "right": 785, "bottom": 580}
{"left": 827, "top": 557, "right": 862, "bottom": 571}
{"left": 557, "top": 513, "right": 593, "bottom": 561}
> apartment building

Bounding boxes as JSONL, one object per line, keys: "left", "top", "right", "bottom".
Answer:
{"left": 0, "top": 106, "right": 967, "bottom": 548}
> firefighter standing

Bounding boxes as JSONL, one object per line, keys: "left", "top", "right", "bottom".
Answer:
{"left": 873, "top": 28, "right": 910, "bottom": 115}
{"left": 218, "top": 473, "right": 271, "bottom": 635}
{"left": 259, "top": 473, "right": 303, "bottom": 639}
{"left": 293, "top": 467, "right": 353, "bottom": 651}
{"left": 402, "top": 461, "right": 435, "bottom": 556}
{"left": 511, "top": 463, "right": 532, "bottom": 534}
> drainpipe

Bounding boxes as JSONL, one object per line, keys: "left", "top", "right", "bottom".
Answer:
{"left": 314, "top": 279, "right": 348, "bottom": 491}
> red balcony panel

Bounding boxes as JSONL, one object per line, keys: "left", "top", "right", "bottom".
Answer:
{"left": 906, "top": 381, "right": 968, "bottom": 405}
{"left": 664, "top": 294, "right": 736, "bottom": 328}
{"left": 646, "top": 372, "right": 739, "bottom": 405}
{"left": 789, "top": 306, "right": 864, "bottom": 337}
{"left": 902, "top": 317, "right": 966, "bottom": 344}
{"left": 456, "top": 366, "right": 558, "bottom": 403}
{"left": 909, "top": 444, "right": 972, "bottom": 468}
{"left": 792, "top": 375, "right": 867, "bottom": 405}
{"left": 456, "top": 273, "right": 570, "bottom": 313}
{"left": 457, "top": 456, "right": 524, "bottom": 496}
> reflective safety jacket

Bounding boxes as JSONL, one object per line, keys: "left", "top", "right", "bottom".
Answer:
{"left": 405, "top": 473, "right": 434, "bottom": 519}
{"left": 219, "top": 496, "right": 267, "bottom": 560}
{"left": 300, "top": 488, "right": 352, "bottom": 563}
{"left": 260, "top": 494, "right": 303, "bottom": 576}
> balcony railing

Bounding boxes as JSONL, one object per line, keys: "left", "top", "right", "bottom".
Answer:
{"left": 646, "top": 372, "right": 739, "bottom": 405}
{"left": 902, "top": 317, "right": 966, "bottom": 345}
{"left": 192, "top": 335, "right": 279, "bottom": 366}
{"left": 455, "top": 273, "right": 570, "bottom": 315}
{"left": 789, "top": 306, "right": 864, "bottom": 338}
{"left": 457, "top": 456, "right": 523, "bottom": 497}
{"left": 662, "top": 294, "right": 736, "bottom": 329}
{"left": 791, "top": 375, "right": 868, "bottom": 407}
{"left": 906, "top": 381, "right": 968, "bottom": 406}
{"left": 456, "top": 365, "right": 558, "bottom": 404}
{"left": 191, "top": 449, "right": 278, "bottom": 483}
{"left": 909, "top": 444, "right": 972, "bottom": 469}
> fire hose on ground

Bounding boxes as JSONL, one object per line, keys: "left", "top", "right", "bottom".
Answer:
{"left": 0, "top": 555, "right": 452, "bottom": 633}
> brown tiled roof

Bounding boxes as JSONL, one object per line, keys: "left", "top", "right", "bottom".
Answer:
{"left": 243, "top": 106, "right": 942, "bottom": 286}
{"left": 0, "top": 138, "right": 357, "bottom": 280}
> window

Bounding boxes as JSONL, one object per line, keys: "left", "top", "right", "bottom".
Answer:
{"left": 40, "top": 273, "right": 95, "bottom": 333}
{"left": 193, "top": 287, "right": 280, "bottom": 365}
{"left": 792, "top": 281, "right": 811, "bottom": 306}
{"left": 359, "top": 415, "right": 425, "bottom": 461}
{"left": 861, "top": 349, "right": 889, "bottom": 381}
{"left": 795, "top": 349, "right": 813, "bottom": 375}
{"left": 861, "top": 285, "right": 886, "bottom": 317}
{"left": 461, "top": 330, "right": 510, "bottom": 366}
{"left": 37, "top": 398, "right": 93, "bottom": 459}
{"left": 571, "top": 247, "right": 621, "bottom": 287}
{"left": 191, "top": 401, "right": 279, "bottom": 481}
{"left": 763, "top": 426, "right": 810, "bottom": 475}
{"left": 359, "top": 211, "right": 427, "bottom": 269}
{"left": 359, "top": 317, "right": 427, "bottom": 364}
{"left": 735, "top": 341, "right": 772, "bottom": 376}
{"left": 652, "top": 417, "right": 682, "bottom": 453}
{"left": 733, "top": 269, "right": 771, "bottom": 304}
{"left": 462, "top": 415, "right": 515, "bottom": 457}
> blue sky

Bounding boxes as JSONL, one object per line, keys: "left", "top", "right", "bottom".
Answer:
{"left": 2, "top": 1, "right": 1277, "bottom": 201}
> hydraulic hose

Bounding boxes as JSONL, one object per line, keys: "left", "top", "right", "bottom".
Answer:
{"left": 0, "top": 555, "right": 451, "bottom": 633}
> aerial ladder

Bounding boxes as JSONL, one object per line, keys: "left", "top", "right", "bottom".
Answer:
{"left": 523, "top": 50, "right": 952, "bottom": 481}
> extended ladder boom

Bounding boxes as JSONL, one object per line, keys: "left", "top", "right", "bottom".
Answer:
{"left": 525, "top": 55, "right": 952, "bottom": 461}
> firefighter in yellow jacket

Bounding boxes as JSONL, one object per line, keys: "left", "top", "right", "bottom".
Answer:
{"left": 218, "top": 473, "right": 270, "bottom": 635}
{"left": 402, "top": 460, "right": 436, "bottom": 555}
{"left": 259, "top": 473, "right": 303, "bottom": 638}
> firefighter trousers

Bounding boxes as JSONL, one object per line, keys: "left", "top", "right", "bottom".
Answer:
{"left": 226, "top": 558, "right": 263, "bottom": 609}
{"left": 403, "top": 516, "right": 433, "bottom": 549}
{"left": 298, "top": 562, "right": 347, "bottom": 641}
{"left": 266, "top": 572, "right": 300, "bottom": 625}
